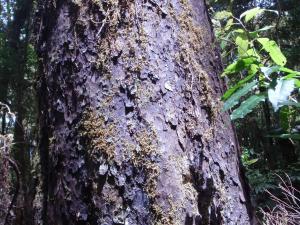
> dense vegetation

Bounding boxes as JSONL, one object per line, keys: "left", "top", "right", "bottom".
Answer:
{"left": 209, "top": 0, "right": 300, "bottom": 222}
{"left": 0, "top": 0, "right": 299, "bottom": 224}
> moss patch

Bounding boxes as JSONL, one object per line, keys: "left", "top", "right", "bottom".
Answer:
{"left": 171, "top": 0, "right": 220, "bottom": 140}
{"left": 80, "top": 110, "right": 116, "bottom": 161}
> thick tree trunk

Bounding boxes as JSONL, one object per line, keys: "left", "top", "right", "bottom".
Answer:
{"left": 36, "top": 0, "right": 253, "bottom": 224}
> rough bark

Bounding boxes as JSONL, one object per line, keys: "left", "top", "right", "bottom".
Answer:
{"left": 36, "top": 0, "right": 253, "bottom": 224}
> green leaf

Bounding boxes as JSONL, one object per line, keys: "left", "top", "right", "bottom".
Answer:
{"left": 244, "top": 158, "right": 259, "bottom": 166}
{"left": 235, "top": 31, "right": 249, "bottom": 56}
{"left": 278, "top": 101, "right": 300, "bottom": 108}
{"left": 246, "top": 48, "right": 261, "bottom": 61}
{"left": 293, "top": 79, "right": 300, "bottom": 88}
{"left": 220, "top": 40, "right": 226, "bottom": 50}
{"left": 220, "top": 40, "right": 227, "bottom": 50}
{"left": 267, "top": 133, "right": 300, "bottom": 140}
{"left": 283, "top": 74, "right": 300, "bottom": 80}
{"left": 233, "top": 29, "right": 245, "bottom": 34}
{"left": 249, "top": 63, "right": 259, "bottom": 75}
{"left": 222, "top": 65, "right": 258, "bottom": 100}
{"left": 225, "top": 18, "right": 234, "bottom": 31}
{"left": 257, "top": 38, "right": 287, "bottom": 66}
{"left": 249, "top": 26, "right": 275, "bottom": 38}
{"left": 223, "top": 57, "right": 258, "bottom": 75}
{"left": 214, "top": 11, "right": 232, "bottom": 20}
{"left": 220, "top": 31, "right": 234, "bottom": 50}
{"left": 256, "top": 25, "right": 275, "bottom": 32}
{"left": 223, "top": 80, "right": 257, "bottom": 111}
{"left": 230, "top": 94, "right": 266, "bottom": 120}
{"left": 279, "top": 67, "right": 300, "bottom": 75}
{"left": 240, "top": 7, "right": 265, "bottom": 22}
{"left": 222, "top": 75, "right": 255, "bottom": 100}
{"left": 265, "top": 9, "right": 279, "bottom": 15}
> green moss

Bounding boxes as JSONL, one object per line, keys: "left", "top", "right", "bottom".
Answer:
{"left": 131, "top": 128, "right": 182, "bottom": 225}
{"left": 173, "top": 0, "right": 220, "bottom": 139}
{"left": 80, "top": 110, "right": 167, "bottom": 223}
{"left": 134, "top": 130, "right": 162, "bottom": 224}
{"left": 80, "top": 110, "right": 116, "bottom": 160}
{"left": 177, "top": 2, "right": 213, "bottom": 102}
{"left": 133, "top": 128, "right": 159, "bottom": 194}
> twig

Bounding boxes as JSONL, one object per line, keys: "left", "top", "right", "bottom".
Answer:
{"left": 96, "top": 11, "right": 110, "bottom": 37}
{"left": 261, "top": 174, "right": 300, "bottom": 225}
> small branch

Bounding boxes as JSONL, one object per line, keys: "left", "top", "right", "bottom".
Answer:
{"left": 232, "top": 16, "right": 248, "bottom": 32}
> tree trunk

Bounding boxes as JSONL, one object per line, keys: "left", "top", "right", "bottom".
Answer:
{"left": 8, "top": 0, "right": 35, "bottom": 224}
{"left": 35, "top": 0, "right": 253, "bottom": 224}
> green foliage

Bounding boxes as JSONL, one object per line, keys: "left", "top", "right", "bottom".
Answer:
{"left": 223, "top": 57, "right": 258, "bottom": 75}
{"left": 267, "top": 133, "right": 300, "bottom": 140}
{"left": 230, "top": 94, "right": 266, "bottom": 120}
{"left": 279, "top": 106, "right": 294, "bottom": 132}
{"left": 214, "top": 10, "right": 233, "bottom": 20}
{"left": 240, "top": 7, "right": 265, "bottom": 22}
{"left": 223, "top": 80, "right": 257, "bottom": 111}
{"left": 241, "top": 147, "right": 300, "bottom": 195}
{"left": 241, "top": 148, "right": 258, "bottom": 166}
{"left": 222, "top": 69, "right": 257, "bottom": 100}
{"left": 213, "top": 7, "right": 300, "bottom": 123}
{"left": 235, "top": 30, "right": 249, "bottom": 56}
{"left": 257, "top": 38, "right": 286, "bottom": 66}
{"left": 246, "top": 164, "right": 300, "bottom": 195}
{"left": 211, "top": 1, "right": 300, "bottom": 219}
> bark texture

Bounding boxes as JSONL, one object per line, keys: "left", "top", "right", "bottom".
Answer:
{"left": 36, "top": 0, "right": 253, "bottom": 224}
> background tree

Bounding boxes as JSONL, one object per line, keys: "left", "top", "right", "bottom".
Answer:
{"left": 34, "top": 0, "right": 253, "bottom": 224}
{"left": 0, "top": 0, "right": 37, "bottom": 224}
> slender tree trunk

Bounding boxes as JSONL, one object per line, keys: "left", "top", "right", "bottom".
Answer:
{"left": 0, "top": 1, "right": 12, "bottom": 223}
{"left": 8, "top": 0, "right": 35, "bottom": 224}
{"left": 36, "top": 0, "right": 253, "bottom": 224}
{"left": 13, "top": 87, "right": 34, "bottom": 225}
{"left": 262, "top": 101, "right": 274, "bottom": 169}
